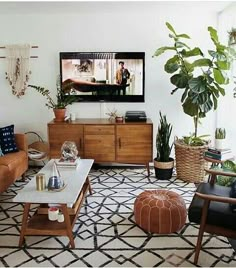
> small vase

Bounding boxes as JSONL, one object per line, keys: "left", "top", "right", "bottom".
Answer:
{"left": 215, "top": 139, "right": 225, "bottom": 150}
{"left": 53, "top": 109, "right": 66, "bottom": 122}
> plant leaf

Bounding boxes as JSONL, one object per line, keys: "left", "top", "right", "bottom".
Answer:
{"left": 175, "top": 41, "right": 190, "bottom": 49}
{"left": 153, "top": 46, "right": 175, "bottom": 57}
{"left": 166, "top": 22, "right": 177, "bottom": 36}
{"left": 170, "top": 73, "right": 189, "bottom": 88}
{"left": 213, "top": 68, "right": 229, "bottom": 84}
{"left": 176, "top": 33, "right": 190, "bottom": 39}
{"left": 208, "top": 26, "right": 219, "bottom": 45}
{"left": 189, "top": 77, "right": 207, "bottom": 94}
{"left": 181, "top": 47, "right": 203, "bottom": 57}
{"left": 164, "top": 55, "right": 179, "bottom": 73}
{"left": 191, "top": 58, "right": 212, "bottom": 68}
{"left": 182, "top": 97, "right": 198, "bottom": 117}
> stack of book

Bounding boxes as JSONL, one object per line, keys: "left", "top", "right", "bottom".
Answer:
{"left": 204, "top": 148, "right": 234, "bottom": 161}
{"left": 55, "top": 158, "right": 79, "bottom": 168}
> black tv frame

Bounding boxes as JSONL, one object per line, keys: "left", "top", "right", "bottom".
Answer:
{"left": 60, "top": 52, "right": 145, "bottom": 102}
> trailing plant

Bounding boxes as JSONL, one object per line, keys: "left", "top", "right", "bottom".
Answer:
{"left": 156, "top": 111, "right": 173, "bottom": 162}
{"left": 29, "top": 77, "right": 76, "bottom": 109}
{"left": 153, "top": 22, "right": 234, "bottom": 139}
{"left": 215, "top": 128, "right": 226, "bottom": 139}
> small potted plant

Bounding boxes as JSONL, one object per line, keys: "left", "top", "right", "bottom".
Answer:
{"left": 29, "top": 77, "right": 76, "bottom": 122}
{"left": 154, "top": 111, "right": 174, "bottom": 180}
{"left": 215, "top": 128, "right": 226, "bottom": 150}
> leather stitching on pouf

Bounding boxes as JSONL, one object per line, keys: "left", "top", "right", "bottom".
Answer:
{"left": 134, "top": 190, "right": 187, "bottom": 234}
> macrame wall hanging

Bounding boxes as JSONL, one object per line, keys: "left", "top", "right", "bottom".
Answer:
{"left": 5, "top": 44, "right": 31, "bottom": 98}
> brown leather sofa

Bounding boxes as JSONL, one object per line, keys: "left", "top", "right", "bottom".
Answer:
{"left": 0, "top": 134, "right": 28, "bottom": 193}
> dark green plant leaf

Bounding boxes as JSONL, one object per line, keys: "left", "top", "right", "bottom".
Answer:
{"left": 182, "top": 97, "right": 198, "bottom": 117}
{"left": 212, "top": 93, "right": 218, "bottom": 110}
{"left": 189, "top": 77, "right": 207, "bottom": 94}
{"left": 164, "top": 55, "right": 179, "bottom": 73}
{"left": 199, "top": 98, "right": 213, "bottom": 113}
{"left": 170, "top": 73, "right": 189, "bottom": 88}
{"left": 213, "top": 82, "right": 225, "bottom": 95}
{"left": 181, "top": 88, "right": 189, "bottom": 102}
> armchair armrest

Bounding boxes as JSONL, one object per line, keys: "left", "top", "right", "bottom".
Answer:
{"left": 205, "top": 167, "right": 236, "bottom": 185}
{"left": 15, "top": 133, "right": 28, "bottom": 152}
{"left": 196, "top": 192, "right": 236, "bottom": 205}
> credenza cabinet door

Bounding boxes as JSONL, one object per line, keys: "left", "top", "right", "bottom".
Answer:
{"left": 48, "top": 124, "right": 84, "bottom": 159}
{"left": 116, "top": 125, "right": 153, "bottom": 163}
{"left": 84, "top": 125, "right": 115, "bottom": 162}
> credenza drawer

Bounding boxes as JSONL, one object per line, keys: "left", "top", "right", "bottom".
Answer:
{"left": 84, "top": 125, "right": 115, "bottom": 135}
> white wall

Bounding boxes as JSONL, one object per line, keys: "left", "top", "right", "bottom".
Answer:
{"left": 0, "top": 2, "right": 222, "bottom": 157}
{"left": 217, "top": 3, "right": 236, "bottom": 154}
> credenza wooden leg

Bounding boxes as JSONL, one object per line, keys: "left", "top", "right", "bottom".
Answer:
{"left": 19, "top": 203, "right": 31, "bottom": 247}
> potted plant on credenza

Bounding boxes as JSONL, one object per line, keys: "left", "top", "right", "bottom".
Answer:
{"left": 29, "top": 77, "right": 76, "bottom": 122}
{"left": 154, "top": 111, "right": 174, "bottom": 180}
{"left": 153, "top": 22, "right": 234, "bottom": 182}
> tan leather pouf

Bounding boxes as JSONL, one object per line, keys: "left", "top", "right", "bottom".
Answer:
{"left": 134, "top": 190, "right": 187, "bottom": 234}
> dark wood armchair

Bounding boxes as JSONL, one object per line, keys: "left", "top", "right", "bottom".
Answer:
{"left": 188, "top": 167, "right": 236, "bottom": 265}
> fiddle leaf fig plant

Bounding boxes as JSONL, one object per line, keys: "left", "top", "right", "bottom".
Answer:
{"left": 154, "top": 22, "right": 234, "bottom": 139}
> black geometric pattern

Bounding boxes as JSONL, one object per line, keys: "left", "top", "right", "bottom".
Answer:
{"left": 0, "top": 167, "right": 236, "bottom": 267}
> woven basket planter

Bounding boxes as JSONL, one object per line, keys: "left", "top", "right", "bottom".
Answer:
{"left": 174, "top": 139, "right": 208, "bottom": 183}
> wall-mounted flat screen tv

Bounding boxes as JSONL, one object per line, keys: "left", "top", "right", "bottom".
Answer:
{"left": 60, "top": 52, "right": 145, "bottom": 102}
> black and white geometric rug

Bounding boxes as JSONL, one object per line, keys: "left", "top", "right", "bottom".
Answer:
{"left": 0, "top": 167, "right": 236, "bottom": 267}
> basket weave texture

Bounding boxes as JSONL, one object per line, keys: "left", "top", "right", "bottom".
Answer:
{"left": 174, "top": 139, "right": 208, "bottom": 183}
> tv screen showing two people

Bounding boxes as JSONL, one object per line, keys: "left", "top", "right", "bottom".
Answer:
{"left": 60, "top": 52, "right": 145, "bottom": 102}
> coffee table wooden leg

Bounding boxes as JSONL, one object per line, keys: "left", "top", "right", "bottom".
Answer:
{"left": 86, "top": 177, "right": 92, "bottom": 194}
{"left": 19, "top": 203, "right": 31, "bottom": 247}
{"left": 146, "top": 163, "right": 150, "bottom": 177}
{"left": 61, "top": 204, "right": 75, "bottom": 248}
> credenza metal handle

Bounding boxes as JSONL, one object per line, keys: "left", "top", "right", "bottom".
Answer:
{"left": 119, "top": 138, "right": 121, "bottom": 148}
{"left": 79, "top": 138, "right": 82, "bottom": 149}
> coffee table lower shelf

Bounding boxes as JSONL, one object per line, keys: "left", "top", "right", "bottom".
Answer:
{"left": 19, "top": 177, "right": 92, "bottom": 248}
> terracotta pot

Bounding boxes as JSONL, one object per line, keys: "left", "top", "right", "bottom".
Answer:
{"left": 53, "top": 109, "right": 66, "bottom": 122}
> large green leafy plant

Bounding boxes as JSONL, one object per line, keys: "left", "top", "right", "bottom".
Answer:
{"left": 154, "top": 22, "right": 234, "bottom": 139}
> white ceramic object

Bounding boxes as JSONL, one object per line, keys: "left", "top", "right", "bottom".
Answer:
{"left": 215, "top": 139, "right": 225, "bottom": 150}
{"left": 48, "top": 207, "right": 59, "bottom": 221}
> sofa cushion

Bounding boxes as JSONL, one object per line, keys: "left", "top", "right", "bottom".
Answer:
{"left": 0, "top": 151, "right": 26, "bottom": 167}
{"left": 0, "top": 125, "right": 18, "bottom": 154}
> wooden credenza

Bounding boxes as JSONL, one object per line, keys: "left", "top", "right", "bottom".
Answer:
{"left": 48, "top": 118, "right": 153, "bottom": 175}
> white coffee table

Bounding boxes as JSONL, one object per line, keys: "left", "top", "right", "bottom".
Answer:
{"left": 13, "top": 158, "right": 94, "bottom": 248}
